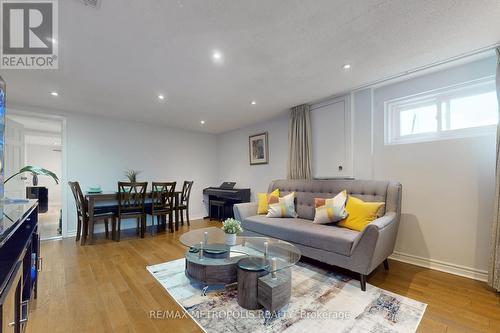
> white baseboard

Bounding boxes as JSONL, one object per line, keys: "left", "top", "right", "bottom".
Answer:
{"left": 389, "top": 251, "right": 488, "bottom": 282}
{"left": 62, "top": 215, "right": 206, "bottom": 239}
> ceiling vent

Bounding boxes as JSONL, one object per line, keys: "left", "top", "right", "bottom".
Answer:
{"left": 81, "top": 0, "right": 99, "bottom": 8}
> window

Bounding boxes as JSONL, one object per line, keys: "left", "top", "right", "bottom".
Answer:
{"left": 385, "top": 78, "right": 498, "bottom": 144}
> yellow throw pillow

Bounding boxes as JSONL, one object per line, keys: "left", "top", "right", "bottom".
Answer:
{"left": 257, "top": 189, "right": 280, "bottom": 214}
{"left": 337, "top": 196, "right": 385, "bottom": 231}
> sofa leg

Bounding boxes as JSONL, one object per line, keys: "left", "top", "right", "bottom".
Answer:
{"left": 383, "top": 259, "right": 389, "bottom": 271}
{"left": 360, "top": 274, "right": 366, "bottom": 291}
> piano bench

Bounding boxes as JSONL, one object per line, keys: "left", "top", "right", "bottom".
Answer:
{"left": 209, "top": 200, "right": 229, "bottom": 221}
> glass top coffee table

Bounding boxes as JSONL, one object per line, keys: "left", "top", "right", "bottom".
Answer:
{"left": 180, "top": 227, "right": 301, "bottom": 311}
{"left": 179, "top": 227, "right": 301, "bottom": 284}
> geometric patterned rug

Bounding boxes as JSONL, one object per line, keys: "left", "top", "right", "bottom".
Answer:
{"left": 147, "top": 258, "right": 426, "bottom": 333}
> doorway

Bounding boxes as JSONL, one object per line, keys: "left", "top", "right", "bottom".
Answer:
{"left": 5, "top": 113, "right": 64, "bottom": 240}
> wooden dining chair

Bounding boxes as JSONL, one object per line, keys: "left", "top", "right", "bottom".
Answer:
{"left": 147, "top": 182, "right": 176, "bottom": 234}
{"left": 116, "top": 182, "right": 148, "bottom": 241}
{"left": 68, "top": 181, "right": 115, "bottom": 245}
{"left": 177, "top": 181, "right": 194, "bottom": 227}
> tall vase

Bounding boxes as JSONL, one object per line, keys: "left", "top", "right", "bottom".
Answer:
{"left": 224, "top": 233, "right": 236, "bottom": 246}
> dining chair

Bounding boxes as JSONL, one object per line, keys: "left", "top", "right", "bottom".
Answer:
{"left": 68, "top": 181, "right": 115, "bottom": 245}
{"left": 177, "top": 181, "right": 194, "bottom": 227}
{"left": 116, "top": 182, "right": 148, "bottom": 241}
{"left": 147, "top": 182, "right": 176, "bottom": 234}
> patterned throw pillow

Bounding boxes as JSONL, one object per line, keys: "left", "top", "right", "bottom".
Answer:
{"left": 337, "top": 196, "right": 385, "bottom": 231}
{"left": 313, "top": 190, "right": 348, "bottom": 224}
{"left": 266, "top": 192, "right": 297, "bottom": 218}
{"left": 257, "top": 189, "right": 280, "bottom": 214}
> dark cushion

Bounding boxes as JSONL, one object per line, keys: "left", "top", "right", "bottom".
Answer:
{"left": 119, "top": 211, "right": 144, "bottom": 217}
{"left": 94, "top": 205, "right": 117, "bottom": 214}
{"left": 144, "top": 203, "right": 172, "bottom": 215}
{"left": 242, "top": 215, "right": 359, "bottom": 256}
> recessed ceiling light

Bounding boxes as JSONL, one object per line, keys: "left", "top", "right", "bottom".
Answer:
{"left": 158, "top": 94, "right": 165, "bottom": 100}
{"left": 211, "top": 50, "right": 224, "bottom": 64}
{"left": 50, "top": 91, "right": 59, "bottom": 96}
{"left": 200, "top": 120, "right": 205, "bottom": 125}
{"left": 251, "top": 101, "right": 257, "bottom": 105}
{"left": 342, "top": 64, "right": 352, "bottom": 70}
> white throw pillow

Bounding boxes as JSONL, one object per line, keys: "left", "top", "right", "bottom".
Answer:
{"left": 266, "top": 192, "right": 298, "bottom": 218}
{"left": 313, "top": 190, "right": 348, "bottom": 224}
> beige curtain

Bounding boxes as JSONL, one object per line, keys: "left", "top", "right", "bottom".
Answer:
{"left": 489, "top": 47, "right": 500, "bottom": 292}
{"left": 287, "top": 104, "right": 312, "bottom": 179}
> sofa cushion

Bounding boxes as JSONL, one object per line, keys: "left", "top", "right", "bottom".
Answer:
{"left": 313, "top": 190, "right": 348, "bottom": 224}
{"left": 268, "top": 179, "right": 389, "bottom": 220}
{"left": 257, "top": 189, "right": 279, "bottom": 214}
{"left": 337, "top": 196, "right": 385, "bottom": 231}
{"left": 242, "top": 215, "right": 359, "bottom": 256}
{"left": 266, "top": 192, "right": 297, "bottom": 218}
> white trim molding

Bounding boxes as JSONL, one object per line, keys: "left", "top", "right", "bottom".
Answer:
{"left": 390, "top": 251, "right": 488, "bottom": 282}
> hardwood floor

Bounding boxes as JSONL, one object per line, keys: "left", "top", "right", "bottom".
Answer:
{"left": 27, "top": 219, "right": 500, "bottom": 333}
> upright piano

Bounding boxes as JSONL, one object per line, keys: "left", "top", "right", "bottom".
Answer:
{"left": 203, "top": 183, "right": 250, "bottom": 220}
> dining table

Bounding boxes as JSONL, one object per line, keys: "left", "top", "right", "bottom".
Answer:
{"left": 85, "top": 191, "right": 182, "bottom": 244}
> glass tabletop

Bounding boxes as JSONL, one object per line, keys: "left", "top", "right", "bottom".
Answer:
{"left": 179, "top": 227, "right": 301, "bottom": 273}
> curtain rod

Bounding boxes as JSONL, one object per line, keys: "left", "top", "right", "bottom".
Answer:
{"left": 311, "top": 42, "right": 500, "bottom": 105}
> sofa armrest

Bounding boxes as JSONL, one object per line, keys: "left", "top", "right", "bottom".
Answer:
{"left": 365, "top": 212, "right": 397, "bottom": 230}
{"left": 350, "top": 212, "right": 399, "bottom": 274}
{"left": 352, "top": 212, "right": 397, "bottom": 248}
{"left": 233, "top": 202, "right": 258, "bottom": 221}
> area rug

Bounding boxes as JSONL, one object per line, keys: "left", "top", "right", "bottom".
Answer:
{"left": 147, "top": 258, "right": 426, "bottom": 333}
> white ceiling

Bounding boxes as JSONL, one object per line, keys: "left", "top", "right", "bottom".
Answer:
{"left": 2, "top": 0, "right": 500, "bottom": 134}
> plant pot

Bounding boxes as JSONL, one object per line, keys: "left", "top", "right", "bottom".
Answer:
{"left": 224, "top": 233, "right": 237, "bottom": 246}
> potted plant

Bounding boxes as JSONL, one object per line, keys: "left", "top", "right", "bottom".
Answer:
{"left": 221, "top": 218, "right": 242, "bottom": 246}
{"left": 5, "top": 166, "right": 59, "bottom": 185}
{"left": 124, "top": 169, "right": 141, "bottom": 182}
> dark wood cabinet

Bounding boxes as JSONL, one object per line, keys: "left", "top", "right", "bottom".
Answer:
{"left": 0, "top": 262, "right": 21, "bottom": 333}
{"left": 0, "top": 201, "right": 39, "bottom": 333}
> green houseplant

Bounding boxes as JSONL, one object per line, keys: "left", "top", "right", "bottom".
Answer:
{"left": 124, "top": 169, "right": 141, "bottom": 182}
{"left": 221, "top": 218, "right": 243, "bottom": 245}
{"left": 5, "top": 166, "right": 59, "bottom": 185}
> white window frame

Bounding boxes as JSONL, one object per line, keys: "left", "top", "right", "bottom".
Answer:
{"left": 384, "top": 76, "right": 497, "bottom": 145}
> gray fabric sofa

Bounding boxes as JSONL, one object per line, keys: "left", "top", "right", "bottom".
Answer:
{"left": 233, "top": 179, "right": 402, "bottom": 291}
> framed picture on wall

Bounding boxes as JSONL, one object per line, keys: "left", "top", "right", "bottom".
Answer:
{"left": 249, "top": 132, "right": 268, "bottom": 165}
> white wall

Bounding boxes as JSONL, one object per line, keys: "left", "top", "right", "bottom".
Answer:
{"left": 216, "top": 99, "right": 352, "bottom": 197}
{"left": 63, "top": 113, "right": 218, "bottom": 235}
{"left": 215, "top": 56, "right": 497, "bottom": 280}
{"left": 365, "top": 56, "right": 497, "bottom": 278}
{"left": 217, "top": 114, "right": 289, "bottom": 200}
{"left": 25, "top": 144, "right": 62, "bottom": 205}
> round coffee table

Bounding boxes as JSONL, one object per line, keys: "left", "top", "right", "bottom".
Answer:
{"left": 179, "top": 227, "right": 301, "bottom": 311}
